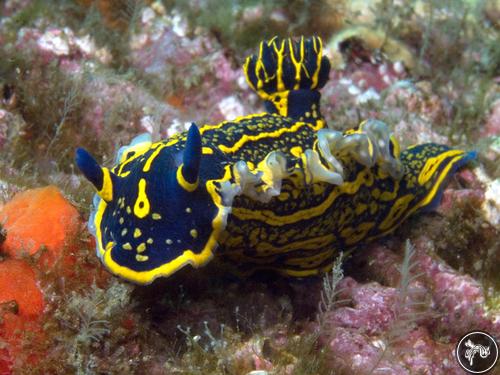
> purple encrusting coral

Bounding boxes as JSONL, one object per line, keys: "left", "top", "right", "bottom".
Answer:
{"left": 0, "top": 0, "right": 499, "bottom": 374}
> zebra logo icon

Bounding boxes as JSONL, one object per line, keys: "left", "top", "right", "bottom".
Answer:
{"left": 456, "top": 331, "right": 498, "bottom": 373}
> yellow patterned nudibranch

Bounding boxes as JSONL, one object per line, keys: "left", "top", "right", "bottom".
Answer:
{"left": 75, "top": 36, "right": 476, "bottom": 284}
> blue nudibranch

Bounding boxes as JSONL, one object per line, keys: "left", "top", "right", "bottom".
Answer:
{"left": 75, "top": 36, "right": 475, "bottom": 284}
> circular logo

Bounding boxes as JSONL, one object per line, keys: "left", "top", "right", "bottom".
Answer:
{"left": 456, "top": 331, "right": 499, "bottom": 374}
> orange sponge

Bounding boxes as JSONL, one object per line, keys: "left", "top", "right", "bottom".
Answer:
{"left": 0, "top": 259, "right": 44, "bottom": 318}
{"left": 0, "top": 259, "right": 44, "bottom": 373}
{"left": 0, "top": 186, "right": 80, "bottom": 265}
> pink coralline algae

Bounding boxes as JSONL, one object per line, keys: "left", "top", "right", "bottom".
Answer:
{"left": 367, "top": 240, "right": 497, "bottom": 335}
{"left": 337, "top": 61, "right": 406, "bottom": 100}
{"left": 322, "top": 327, "right": 409, "bottom": 374}
{"left": 80, "top": 76, "right": 180, "bottom": 140}
{"left": 325, "top": 277, "right": 401, "bottom": 335}
{"left": 4, "top": 21, "right": 184, "bottom": 145}
{"left": 396, "top": 327, "right": 463, "bottom": 374}
{"left": 438, "top": 187, "right": 485, "bottom": 215}
{"left": 437, "top": 168, "right": 485, "bottom": 215}
{"left": 322, "top": 44, "right": 451, "bottom": 146}
{"left": 482, "top": 98, "right": 500, "bottom": 138}
{"left": 318, "top": 276, "right": 454, "bottom": 374}
{"left": 322, "top": 30, "right": 410, "bottom": 109}
{"left": 413, "top": 236, "right": 500, "bottom": 338}
{"left": 315, "top": 239, "right": 499, "bottom": 374}
{"left": 385, "top": 82, "right": 452, "bottom": 146}
{"left": 384, "top": 81, "right": 448, "bottom": 123}
{"left": 15, "top": 27, "right": 110, "bottom": 70}
{"left": 128, "top": 5, "right": 257, "bottom": 123}
{"left": 312, "top": 171, "right": 498, "bottom": 375}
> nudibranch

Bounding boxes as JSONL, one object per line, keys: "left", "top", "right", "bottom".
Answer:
{"left": 75, "top": 36, "right": 475, "bottom": 284}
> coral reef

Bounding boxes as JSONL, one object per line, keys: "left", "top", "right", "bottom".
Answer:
{"left": 0, "top": 0, "right": 498, "bottom": 374}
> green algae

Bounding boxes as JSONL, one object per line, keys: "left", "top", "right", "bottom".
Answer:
{"left": 0, "top": 48, "right": 87, "bottom": 169}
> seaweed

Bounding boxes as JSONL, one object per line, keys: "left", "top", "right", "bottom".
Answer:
{"left": 432, "top": 199, "right": 500, "bottom": 311}
{"left": 0, "top": 46, "right": 87, "bottom": 171}
{"left": 63, "top": 282, "right": 128, "bottom": 374}
{"left": 273, "top": 253, "right": 347, "bottom": 375}
{"left": 173, "top": 322, "right": 243, "bottom": 375}
{"left": 278, "top": 334, "right": 334, "bottom": 375}
{"left": 79, "top": 0, "right": 145, "bottom": 71}
{"left": 23, "top": 279, "right": 138, "bottom": 375}
{"left": 3, "top": 0, "right": 83, "bottom": 34}
{"left": 369, "top": 239, "right": 429, "bottom": 373}
{"left": 316, "top": 252, "right": 347, "bottom": 329}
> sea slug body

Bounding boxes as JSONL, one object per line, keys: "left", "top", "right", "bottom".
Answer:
{"left": 76, "top": 36, "right": 475, "bottom": 284}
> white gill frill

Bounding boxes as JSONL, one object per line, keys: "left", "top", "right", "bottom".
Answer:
{"left": 360, "top": 119, "right": 405, "bottom": 179}
{"left": 215, "top": 120, "right": 404, "bottom": 209}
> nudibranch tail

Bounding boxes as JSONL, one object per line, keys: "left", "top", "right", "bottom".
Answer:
{"left": 243, "top": 36, "right": 331, "bottom": 120}
{"left": 404, "top": 144, "right": 477, "bottom": 214}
